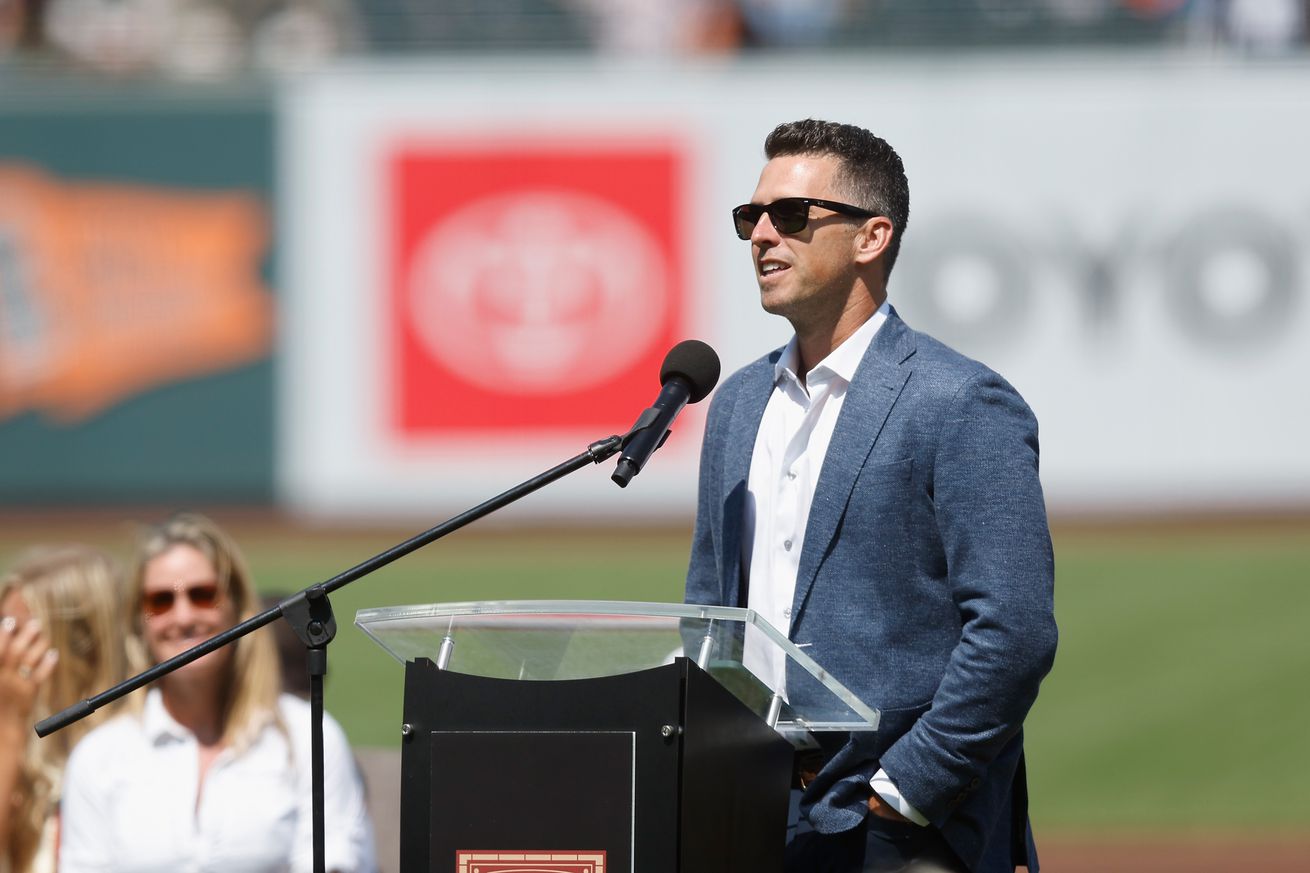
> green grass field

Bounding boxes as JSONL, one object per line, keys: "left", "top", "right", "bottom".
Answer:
{"left": 4, "top": 514, "right": 1308, "bottom": 833}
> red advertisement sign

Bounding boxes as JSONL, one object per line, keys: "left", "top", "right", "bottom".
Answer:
{"left": 389, "top": 142, "right": 687, "bottom": 437}
{"left": 455, "top": 850, "right": 606, "bottom": 873}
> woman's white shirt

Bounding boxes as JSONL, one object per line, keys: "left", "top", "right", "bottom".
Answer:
{"left": 58, "top": 690, "right": 376, "bottom": 873}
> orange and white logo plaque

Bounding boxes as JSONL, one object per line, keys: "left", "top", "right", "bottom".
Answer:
{"left": 455, "top": 850, "right": 606, "bottom": 873}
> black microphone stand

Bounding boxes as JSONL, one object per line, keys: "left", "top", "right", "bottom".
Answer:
{"left": 36, "top": 433, "right": 630, "bottom": 873}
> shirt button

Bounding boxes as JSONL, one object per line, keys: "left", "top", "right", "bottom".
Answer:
{"left": 783, "top": 606, "right": 792, "bottom": 619}
{"left": 783, "top": 539, "right": 793, "bottom": 551}
{"left": 786, "top": 470, "right": 797, "bottom": 480}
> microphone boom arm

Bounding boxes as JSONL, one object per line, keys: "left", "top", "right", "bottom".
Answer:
{"left": 35, "top": 433, "right": 625, "bottom": 739}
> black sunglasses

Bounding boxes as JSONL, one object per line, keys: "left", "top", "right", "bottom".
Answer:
{"left": 732, "top": 197, "right": 879, "bottom": 240}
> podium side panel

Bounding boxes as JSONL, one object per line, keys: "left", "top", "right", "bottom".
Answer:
{"left": 680, "top": 661, "right": 792, "bottom": 873}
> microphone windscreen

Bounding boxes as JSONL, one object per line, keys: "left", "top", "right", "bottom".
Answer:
{"left": 659, "top": 339, "right": 721, "bottom": 403}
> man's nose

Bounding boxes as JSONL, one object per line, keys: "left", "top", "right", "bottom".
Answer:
{"left": 750, "top": 211, "right": 780, "bottom": 244}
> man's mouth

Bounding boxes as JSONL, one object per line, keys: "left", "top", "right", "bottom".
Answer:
{"left": 760, "top": 261, "right": 789, "bottom": 277}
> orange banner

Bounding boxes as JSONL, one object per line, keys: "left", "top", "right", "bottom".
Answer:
{"left": 0, "top": 164, "right": 273, "bottom": 423}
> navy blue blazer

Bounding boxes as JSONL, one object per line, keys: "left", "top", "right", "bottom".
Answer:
{"left": 685, "top": 308, "right": 1057, "bottom": 872}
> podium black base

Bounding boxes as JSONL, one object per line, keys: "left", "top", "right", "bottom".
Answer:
{"left": 400, "top": 658, "right": 792, "bottom": 873}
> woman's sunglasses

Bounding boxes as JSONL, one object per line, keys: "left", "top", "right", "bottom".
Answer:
{"left": 142, "top": 582, "right": 222, "bottom": 617}
{"left": 732, "top": 197, "right": 879, "bottom": 240}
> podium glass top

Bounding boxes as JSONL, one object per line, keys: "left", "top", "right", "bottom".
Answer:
{"left": 355, "top": 600, "right": 879, "bottom": 735}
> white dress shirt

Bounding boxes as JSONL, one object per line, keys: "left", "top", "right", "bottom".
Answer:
{"left": 59, "top": 690, "right": 376, "bottom": 873}
{"left": 742, "top": 304, "right": 889, "bottom": 653}
{"left": 741, "top": 302, "right": 929, "bottom": 827}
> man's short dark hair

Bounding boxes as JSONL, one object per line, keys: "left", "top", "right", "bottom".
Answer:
{"left": 765, "top": 119, "right": 910, "bottom": 278}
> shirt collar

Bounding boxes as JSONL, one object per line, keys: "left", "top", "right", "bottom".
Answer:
{"left": 142, "top": 687, "right": 192, "bottom": 745}
{"left": 775, "top": 300, "right": 891, "bottom": 389}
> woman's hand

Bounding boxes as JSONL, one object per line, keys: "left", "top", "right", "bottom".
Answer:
{"left": 0, "top": 616, "right": 59, "bottom": 725}
{"left": 2, "top": 616, "right": 57, "bottom": 858}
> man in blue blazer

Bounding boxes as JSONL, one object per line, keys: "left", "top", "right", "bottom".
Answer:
{"left": 684, "top": 119, "right": 1057, "bottom": 872}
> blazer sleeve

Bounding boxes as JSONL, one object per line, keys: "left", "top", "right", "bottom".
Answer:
{"left": 877, "top": 369, "right": 1058, "bottom": 825}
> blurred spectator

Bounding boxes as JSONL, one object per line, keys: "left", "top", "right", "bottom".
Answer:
{"left": 1, "top": 545, "right": 128, "bottom": 873}
{"left": 568, "top": 0, "right": 743, "bottom": 55}
{"left": 249, "top": 0, "right": 363, "bottom": 73}
{"left": 36, "top": 0, "right": 360, "bottom": 79}
{"left": 0, "top": 0, "right": 50, "bottom": 56}
{"left": 59, "top": 513, "right": 376, "bottom": 873}
{"left": 0, "top": 0, "right": 26, "bottom": 56}
{"left": 737, "top": 0, "right": 846, "bottom": 47}
{"left": 3, "top": 0, "right": 1309, "bottom": 75}
{"left": 1225, "top": 0, "right": 1305, "bottom": 52}
{"left": 1176, "top": 0, "right": 1307, "bottom": 52}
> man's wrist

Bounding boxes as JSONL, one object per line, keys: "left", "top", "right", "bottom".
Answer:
{"left": 869, "top": 768, "right": 930, "bottom": 826}
{"left": 867, "top": 791, "right": 910, "bottom": 821}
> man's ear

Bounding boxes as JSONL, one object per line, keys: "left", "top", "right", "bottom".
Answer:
{"left": 853, "top": 216, "right": 895, "bottom": 266}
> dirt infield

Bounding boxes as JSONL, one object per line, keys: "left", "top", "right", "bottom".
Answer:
{"left": 1038, "top": 834, "right": 1310, "bottom": 872}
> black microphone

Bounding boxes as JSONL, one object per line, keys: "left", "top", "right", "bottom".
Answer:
{"left": 612, "top": 340, "right": 721, "bottom": 488}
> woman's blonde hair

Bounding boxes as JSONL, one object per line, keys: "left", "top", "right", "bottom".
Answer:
{"left": 1, "top": 544, "right": 127, "bottom": 872}
{"left": 128, "top": 513, "right": 283, "bottom": 753}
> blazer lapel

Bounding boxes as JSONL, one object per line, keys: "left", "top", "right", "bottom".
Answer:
{"left": 791, "top": 312, "right": 917, "bottom": 623}
{"left": 719, "top": 352, "right": 779, "bottom": 606}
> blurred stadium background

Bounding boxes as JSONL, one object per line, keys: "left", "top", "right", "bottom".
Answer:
{"left": 3, "top": 1, "right": 1309, "bottom": 870}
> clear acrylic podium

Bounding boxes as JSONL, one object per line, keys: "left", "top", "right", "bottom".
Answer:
{"left": 356, "top": 600, "right": 881, "bottom": 873}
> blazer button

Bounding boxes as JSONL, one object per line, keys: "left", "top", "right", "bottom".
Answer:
{"left": 970, "top": 777, "right": 982, "bottom": 789}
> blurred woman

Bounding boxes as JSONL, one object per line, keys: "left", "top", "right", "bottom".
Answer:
{"left": 59, "top": 513, "right": 375, "bottom": 873}
{"left": 1, "top": 545, "right": 128, "bottom": 873}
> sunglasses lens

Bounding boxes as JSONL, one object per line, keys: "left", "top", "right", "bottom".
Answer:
{"left": 733, "top": 205, "right": 761, "bottom": 240}
{"left": 769, "top": 200, "right": 808, "bottom": 233}
{"left": 188, "top": 584, "right": 220, "bottom": 609}
{"left": 143, "top": 591, "right": 174, "bottom": 616}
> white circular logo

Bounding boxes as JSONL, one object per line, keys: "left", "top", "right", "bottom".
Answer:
{"left": 407, "top": 189, "right": 670, "bottom": 394}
